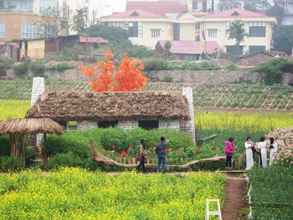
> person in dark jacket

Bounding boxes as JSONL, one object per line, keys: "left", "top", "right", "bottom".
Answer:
{"left": 137, "top": 139, "right": 147, "bottom": 172}
{"left": 155, "top": 137, "right": 167, "bottom": 172}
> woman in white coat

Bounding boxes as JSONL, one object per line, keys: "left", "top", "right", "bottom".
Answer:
{"left": 269, "top": 137, "right": 278, "bottom": 166}
{"left": 256, "top": 137, "right": 268, "bottom": 168}
{"left": 245, "top": 137, "right": 254, "bottom": 170}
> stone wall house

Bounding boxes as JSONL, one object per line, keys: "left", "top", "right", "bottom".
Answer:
{"left": 27, "top": 91, "right": 194, "bottom": 139}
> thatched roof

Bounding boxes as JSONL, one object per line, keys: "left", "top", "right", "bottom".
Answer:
{"left": 27, "top": 91, "right": 190, "bottom": 121}
{"left": 0, "top": 118, "right": 64, "bottom": 135}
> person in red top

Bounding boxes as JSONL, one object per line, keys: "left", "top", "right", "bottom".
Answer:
{"left": 224, "top": 137, "right": 236, "bottom": 169}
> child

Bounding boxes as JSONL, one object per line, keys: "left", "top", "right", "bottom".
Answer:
{"left": 137, "top": 139, "right": 147, "bottom": 172}
{"left": 224, "top": 137, "right": 235, "bottom": 169}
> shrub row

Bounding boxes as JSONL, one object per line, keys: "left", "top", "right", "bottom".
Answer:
{"left": 13, "top": 61, "right": 74, "bottom": 78}
{"left": 143, "top": 58, "right": 220, "bottom": 71}
{"left": 45, "top": 128, "right": 195, "bottom": 167}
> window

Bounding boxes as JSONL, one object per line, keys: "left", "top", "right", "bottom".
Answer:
{"left": 1, "top": 0, "right": 33, "bottom": 12}
{"left": 151, "top": 29, "right": 160, "bottom": 38}
{"left": 173, "top": 23, "right": 180, "bottom": 40}
{"left": 128, "top": 22, "right": 138, "bottom": 37}
{"left": 207, "top": 29, "right": 217, "bottom": 39}
{"left": 138, "top": 120, "right": 159, "bottom": 130}
{"left": 192, "top": 0, "right": 198, "bottom": 10}
{"left": 0, "top": 23, "right": 5, "bottom": 38}
{"left": 98, "top": 120, "right": 118, "bottom": 128}
{"left": 249, "top": 26, "right": 266, "bottom": 37}
{"left": 67, "top": 121, "right": 78, "bottom": 130}
{"left": 249, "top": 46, "right": 266, "bottom": 55}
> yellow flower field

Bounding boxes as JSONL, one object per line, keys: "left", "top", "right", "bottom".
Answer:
{"left": 0, "top": 100, "right": 30, "bottom": 121}
{"left": 196, "top": 111, "right": 293, "bottom": 132}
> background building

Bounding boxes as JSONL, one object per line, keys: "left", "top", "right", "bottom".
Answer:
{"left": 0, "top": 0, "right": 58, "bottom": 41}
{"left": 101, "top": 3, "right": 276, "bottom": 56}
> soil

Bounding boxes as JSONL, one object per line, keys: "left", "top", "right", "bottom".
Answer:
{"left": 222, "top": 176, "right": 248, "bottom": 220}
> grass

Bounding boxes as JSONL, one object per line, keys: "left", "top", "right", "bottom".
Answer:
{"left": 0, "top": 168, "right": 225, "bottom": 220}
{"left": 0, "top": 100, "right": 30, "bottom": 120}
{"left": 249, "top": 166, "right": 293, "bottom": 220}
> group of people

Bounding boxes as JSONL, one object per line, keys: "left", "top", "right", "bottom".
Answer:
{"left": 224, "top": 136, "right": 278, "bottom": 170}
{"left": 137, "top": 135, "right": 279, "bottom": 173}
{"left": 137, "top": 137, "right": 168, "bottom": 173}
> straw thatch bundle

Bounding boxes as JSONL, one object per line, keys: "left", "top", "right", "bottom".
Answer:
{"left": 0, "top": 118, "right": 64, "bottom": 135}
{"left": 27, "top": 91, "right": 190, "bottom": 121}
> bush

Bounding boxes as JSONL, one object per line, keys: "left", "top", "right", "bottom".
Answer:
{"left": 13, "top": 62, "right": 30, "bottom": 77}
{"left": 0, "top": 135, "right": 10, "bottom": 156}
{"left": 144, "top": 58, "right": 168, "bottom": 71}
{"left": 30, "top": 61, "right": 45, "bottom": 77}
{"left": 47, "top": 63, "right": 74, "bottom": 73}
{"left": 0, "top": 156, "right": 24, "bottom": 171}
{"left": 48, "top": 152, "right": 83, "bottom": 169}
{"left": 100, "top": 128, "right": 128, "bottom": 151}
{"left": 127, "top": 46, "right": 156, "bottom": 59}
{"left": 255, "top": 58, "right": 293, "bottom": 85}
{"left": 45, "top": 133, "right": 90, "bottom": 159}
{"left": 0, "top": 58, "right": 13, "bottom": 76}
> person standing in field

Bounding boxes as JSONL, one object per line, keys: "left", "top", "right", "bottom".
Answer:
{"left": 224, "top": 137, "right": 236, "bottom": 169}
{"left": 269, "top": 137, "right": 278, "bottom": 166}
{"left": 155, "top": 137, "right": 167, "bottom": 172}
{"left": 245, "top": 137, "right": 254, "bottom": 170}
{"left": 256, "top": 137, "right": 268, "bottom": 168}
{"left": 137, "top": 139, "right": 147, "bottom": 173}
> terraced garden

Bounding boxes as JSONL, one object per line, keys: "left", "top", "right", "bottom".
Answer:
{"left": 0, "top": 80, "right": 292, "bottom": 111}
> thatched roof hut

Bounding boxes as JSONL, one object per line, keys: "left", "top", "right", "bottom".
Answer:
{"left": 0, "top": 118, "right": 63, "bottom": 166}
{"left": 27, "top": 91, "right": 190, "bottom": 122}
{"left": 0, "top": 118, "right": 64, "bottom": 135}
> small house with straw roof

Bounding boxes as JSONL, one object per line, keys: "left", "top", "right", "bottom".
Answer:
{"left": 27, "top": 77, "right": 196, "bottom": 142}
{"left": 27, "top": 91, "right": 193, "bottom": 132}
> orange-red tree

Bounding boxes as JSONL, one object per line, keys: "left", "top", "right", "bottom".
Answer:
{"left": 81, "top": 51, "right": 148, "bottom": 92}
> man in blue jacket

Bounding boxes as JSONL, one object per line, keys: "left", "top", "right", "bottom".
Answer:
{"left": 155, "top": 137, "right": 167, "bottom": 172}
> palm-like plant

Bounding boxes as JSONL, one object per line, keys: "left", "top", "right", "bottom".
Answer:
{"left": 228, "top": 20, "right": 246, "bottom": 46}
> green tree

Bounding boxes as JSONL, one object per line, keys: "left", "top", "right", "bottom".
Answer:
{"left": 164, "top": 41, "right": 172, "bottom": 57}
{"left": 218, "top": 0, "right": 242, "bottom": 11}
{"left": 244, "top": 0, "right": 272, "bottom": 11}
{"left": 273, "top": 25, "right": 293, "bottom": 54}
{"left": 72, "top": 7, "right": 88, "bottom": 34}
{"left": 266, "top": 4, "right": 284, "bottom": 24}
{"left": 228, "top": 21, "right": 246, "bottom": 46}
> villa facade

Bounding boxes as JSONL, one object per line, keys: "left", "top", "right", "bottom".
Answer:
{"left": 100, "top": 1, "right": 276, "bottom": 57}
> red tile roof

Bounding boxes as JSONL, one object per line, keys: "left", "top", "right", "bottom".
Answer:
{"left": 158, "top": 40, "right": 219, "bottom": 55}
{"left": 127, "top": 1, "right": 187, "bottom": 16}
{"left": 207, "top": 8, "right": 268, "bottom": 18}
{"left": 103, "top": 9, "right": 165, "bottom": 19}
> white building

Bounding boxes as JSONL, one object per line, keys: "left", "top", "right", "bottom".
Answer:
{"left": 58, "top": 0, "right": 125, "bottom": 34}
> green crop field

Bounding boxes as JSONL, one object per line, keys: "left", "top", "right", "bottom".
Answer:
{"left": 249, "top": 167, "right": 293, "bottom": 220}
{"left": 0, "top": 168, "right": 225, "bottom": 220}
{"left": 0, "top": 80, "right": 292, "bottom": 111}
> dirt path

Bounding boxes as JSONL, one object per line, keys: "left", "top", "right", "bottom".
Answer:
{"left": 222, "top": 176, "right": 248, "bottom": 220}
